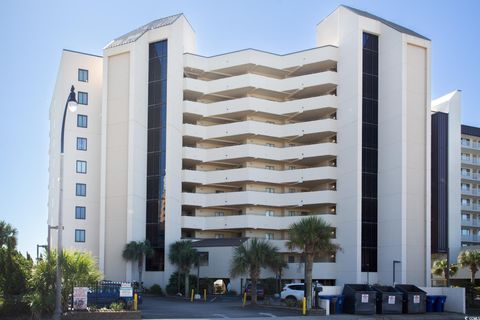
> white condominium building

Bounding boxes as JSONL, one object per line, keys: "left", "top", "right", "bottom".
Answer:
{"left": 49, "top": 6, "right": 432, "bottom": 290}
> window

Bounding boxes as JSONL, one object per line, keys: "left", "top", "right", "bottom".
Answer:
{"left": 75, "top": 229, "right": 86, "bottom": 242}
{"left": 198, "top": 252, "right": 209, "bottom": 266}
{"left": 289, "top": 188, "right": 296, "bottom": 193}
{"left": 265, "top": 233, "right": 274, "bottom": 240}
{"left": 215, "top": 212, "right": 224, "bottom": 217}
{"left": 462, "top": 198, "right": 471, "bottom": 206}
{"left": 215, "top": 234, "right": 224, "bottom": 239}
{"left": 75, "top": 206, "right": 86, "bottom": 219}
{"left": 78, "top": 69, "right": 88, "bottom": 82}
{"left": 462, "top": 213, "right": 471, "bottom": 221}
{"left": 288, "top": 165, "right": 296, "bottom": 170}
{"left": 265, "top": 187, "right": 275, "bottom": 193}
{"left": 462, "top": 138, "right": 470, "bottom": 146}
{"left": 76, "top": 137, "right": 87, "bottom": 150}
{"left": 78, "top": 92, "right": 88, "bottom": 105}
{"left": 77, "top": 114, "right": 88, "bottom": 128}
{"left": 76, "top": 160, "right": 87, "bottom": 174}
{"left": 265, "top": 165, "right": 275, "bottom": 170}
{"left": 462, "top": 168, "right": 471, "bottom": 177}
{"left": 462, "top": 183, "right": 470, "bottom": 191}
{"left": 266, "top": 143, "right": 275, "bottom": 147}
{"left": 462, "top": 228, "right": 471, "bottom": 236}
{"left": 287, "top": 211, "right": 296, "bottom": 216}
{"left": 265, "top": 210, "right": 274, "bottom": 217}
{"left": 288, "top": 255, "right": 295, "bottom": 263}
{"left": 76, "top": 183, "right": 86, "bottom": 197}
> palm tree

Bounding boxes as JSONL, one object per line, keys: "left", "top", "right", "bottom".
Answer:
{"left": 271, "top": 253, "right": 288, "bottom": 294}
{"left": 288, "top": 216, "right": 340, "bottom": 310}
{"left": 431, "top": 259, "right": 458, "bottom": 286}
{"left": 122, "top": 240, "right": 153, "bottom": 291}
{"left": 168, "top": 240, "right": 198, "bottom": 297}
{"left": 230, "top": 238, "right": 280, "bottom": 304}
{"left": 0, "top": 220, "right": 17, "bottom": 250}
{"left": 458, "top": 250, "right": 480, "bottom": 284}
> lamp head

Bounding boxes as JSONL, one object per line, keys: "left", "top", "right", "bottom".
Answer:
{"left": 67, "top": 85, "right": 77, "bottom": 112}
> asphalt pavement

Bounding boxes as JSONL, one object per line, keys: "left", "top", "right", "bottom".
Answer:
{"left": 140, "top": 295, "right": 466, "bottom": 319}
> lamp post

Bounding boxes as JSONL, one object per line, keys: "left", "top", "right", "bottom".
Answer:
{"left": 393, "top": 260, "right": 401, "bottom": 286}
{"left": 53, "top": 85, "right": 77, "bottom": 320}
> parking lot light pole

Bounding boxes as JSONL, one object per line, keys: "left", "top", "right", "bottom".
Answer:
{"left": 53, "top": 86, "right": 77, "bottom": 320}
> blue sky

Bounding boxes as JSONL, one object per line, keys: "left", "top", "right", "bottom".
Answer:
{"left": 1, "top": 0, "right": 479, "bottom": 256}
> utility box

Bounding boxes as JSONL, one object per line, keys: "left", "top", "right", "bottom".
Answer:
{"left": 371, "top": 285, "right": 403, "bottom": 314}
{"left": 394, "top": 284, "right": 426, "bottom": 313}
{"left": 342, "top": 284, "right": 376, "bottom": 315}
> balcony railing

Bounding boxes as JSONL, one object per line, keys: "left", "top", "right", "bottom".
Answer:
{"left": 461, "top": 158, "right": 480, "bottom": 165}
{"left": 462, "top": 141, "right": 480, "bottom": 151}
{"left": 462, "top": 204, "right": 480, "bottom": 212}
{"left": 462, "top": 189, "right": 480, "bottom": 196}
{"left": 462, "top": 173, "right": 480, "bottom": 181}
{"left": 461, "top": 234, "right": 480, "bottom": 242}
{"left": 461, "top": 219, "right": 480, "bottom": 227}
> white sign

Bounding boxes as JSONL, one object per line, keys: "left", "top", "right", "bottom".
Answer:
{"left": 361, "top": 294, "right": 369, "bottom": 303}
{"left": 120, "top": 287, "right": 133, "bottom": 297}
{"left": 413, "top": 295, "right": 420, "bottom": 304}
{"left": 73, "top": 287, "right": 88, "bottom": 310}
{"left": 388, "top": 295, "right": 396, "bottom": 304}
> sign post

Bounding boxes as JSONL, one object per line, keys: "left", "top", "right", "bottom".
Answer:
{"left": 73, "top": 287, "right": 88, "bottom": 310}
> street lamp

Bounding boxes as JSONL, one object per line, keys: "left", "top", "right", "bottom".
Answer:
{"left": 53, "top": 86, "right": 77, "bottom": 320}
{"left": 393, "top": 260, "right": 401, "bottom": 286}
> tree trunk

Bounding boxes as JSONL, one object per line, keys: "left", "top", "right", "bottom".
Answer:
{"left": 250, "top": 268, "right": 260, "bottom": 305}
{"left": 177, "top": 271, "right": 181, "bottom": 294}
{"left": 185, "top": 270, "right": 190, "bottom": 298}
{"left": 472, "top": 269, "right": 477, "bottom": 284}
{"left": 305, "top": 253, "right": 314, "bottom": 310}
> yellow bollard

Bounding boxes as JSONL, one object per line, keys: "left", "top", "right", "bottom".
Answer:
{"left": 203, "top": 288, "right": 207, "bottom": 302}
{"left": 191, "top": 288, "right": 195, "bottom": 302}
{"left": 133, "top": 293, "right": 138, "bottom": 311}
{"left": 243, "top": 292, "right": 247, "bottom": 306}
{"left": 302, "top": 297, "right": 306, "bottom": 316}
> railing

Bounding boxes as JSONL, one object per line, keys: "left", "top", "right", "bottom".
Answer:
{"left": 462, "top": 204, "right": 480, "bottom": 212}
{"left": 461, "top": 189, "right": 480, "bottom": 196}
{"left": 461, "top": 158, "right": 480, "bottom": 165}
{"left": 462, "top": 141, "right": 480, "bottom": 151}
{"left": 461, "top": 234, "right": 480, "bottom": 242}
{"left": 461, "top": 219, "right": 480, "bottom": 227}
{"left": 462, "top": 173, "right": 480, "bottom": 181}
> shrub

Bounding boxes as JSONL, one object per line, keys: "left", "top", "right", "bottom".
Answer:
{"left": 261, "top": 278, "right": 277, "bottom": 295}
{"left": 165, "top": 272, "right": 197, "bottom": 295}
{"left": 150, "top": 284, "right": 163, "bottom": 296}
{"left": 109, "top": 301, "right": 124, "bottom": 311}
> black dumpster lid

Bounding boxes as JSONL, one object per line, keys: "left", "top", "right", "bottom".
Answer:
{"left": 372, "top": 285, "right": 401, "bottom": 293}
{"left": 394, "top": 284, "right": 426, "bottom": 293}
{"left": 344, "top": 284, "right": 374, "bottom": 291}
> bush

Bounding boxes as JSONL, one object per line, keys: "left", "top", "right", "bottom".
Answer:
{"left": 165, "top": 272, "right": 198, "bottom": 295}
{"left": 150, "top": 284, "right": 163, "bottom": 296}
{"left": 109, "top": 301, "right": 124, "bottom": 311}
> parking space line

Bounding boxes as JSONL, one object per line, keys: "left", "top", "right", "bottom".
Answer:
{"left": 212, "top": 313, "right": 229, "bottom": 318}
{"left": 258, "top": 312, "right": 277, "bottom": 317}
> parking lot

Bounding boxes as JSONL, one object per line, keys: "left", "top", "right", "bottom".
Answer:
{"left": 140, "top": 295, "right": 466, "bottom": 319}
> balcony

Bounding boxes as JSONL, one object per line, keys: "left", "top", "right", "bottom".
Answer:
{"left": 181, "top": 213, "right": 336, "bottom": 231}
{"left": 183, "top": 142, "right": 337, "bottom": 163}
{"left": 183, "top": 95, "right": 337, "bottom": 120}
{"left": 183, "top": 46, "right": 338, "bottom": 77}
{"left": 462, "top": 142, "right": 480, "bottom": 152}
{"left": 462, "top": 189, "right": 480, "bottom": 197}
{"left": 462, "top": 173, "right": 480, "bottom": 182}
{"left": 461, "top": 234, "right": 480, "bottom": 242}
{"left": 182, "top": 190, "right": 336, "bottom": 207}
{"left": 183, "top": 118, "right": 336, "bottom": 141}
{"left": 462, "top": 204, "right": 480, "bottom": 212}
{"left": 462, "top": 219, "right": 480, "bottom": 227}
{"left": 182, "top": 166, "right": 336, "bottom": 185}
{"left": 461, "top": 158, "right": 480, "bottom": 166}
